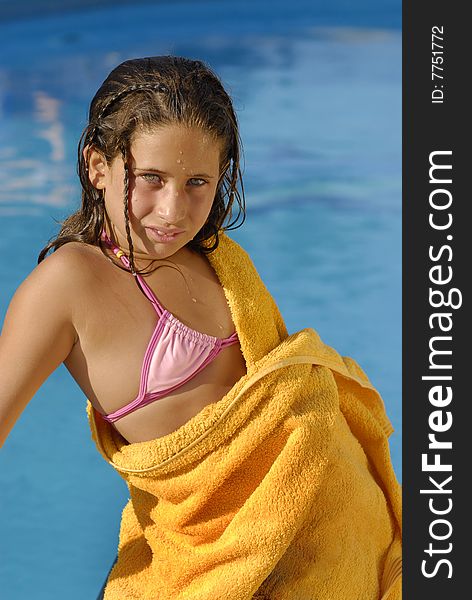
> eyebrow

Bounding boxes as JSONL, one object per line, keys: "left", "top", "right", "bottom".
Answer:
{"left": 134, "top": 167, "right": 215, "bottom": 179}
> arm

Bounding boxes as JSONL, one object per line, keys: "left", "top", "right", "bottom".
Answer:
{"left": 0, "top": 251, "right": 78, "bottom": 448}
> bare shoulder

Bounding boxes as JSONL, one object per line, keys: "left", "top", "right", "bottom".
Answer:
{"left": 9, "top": 242, "right": 105, "bottom": 328}
{"left": 40, "top": 240, "right": 104, "bottom": 272}
{"left": 0, "top": 242, "right": 100, "bottom": 447}
{"left": 26, "top": 241, "right": 103, "bottom": 290}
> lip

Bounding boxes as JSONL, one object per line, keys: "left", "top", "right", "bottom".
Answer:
{"left": 145, "top": 226, "right": 186, "bottom": 243}
{"left": 146, "top": 225, "right": 186, "bottom": 235}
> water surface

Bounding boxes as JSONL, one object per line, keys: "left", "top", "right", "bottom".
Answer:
{"left": 0, "top": 2, "right": 401, "bottom": 598}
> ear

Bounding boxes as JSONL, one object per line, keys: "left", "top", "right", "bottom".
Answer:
{"left": 84, "top": 145, "right": 108, "bottom": 189}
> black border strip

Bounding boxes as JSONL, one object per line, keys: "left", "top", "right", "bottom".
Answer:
{"left": 403, "top": 2, "right": 469, "bottom": 596}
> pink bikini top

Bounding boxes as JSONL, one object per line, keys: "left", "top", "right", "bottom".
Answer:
{"left": 99, "top": 230, "right": 239, "bottom": 423}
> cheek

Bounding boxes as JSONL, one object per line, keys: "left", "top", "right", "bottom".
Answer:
{"left": 194, "top": 194, "right": 216, "bottom": 223}
{"left": 128, "top": 188, "right": 156, "bottom": 219}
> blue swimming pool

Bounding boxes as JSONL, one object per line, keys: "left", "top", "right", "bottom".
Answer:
{"left": 0, "top": 2, "right": 401, "bottom": 598}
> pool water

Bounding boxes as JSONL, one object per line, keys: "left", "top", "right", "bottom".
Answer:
{"left": 0, "top": 2, "right": 401, "bottom": 598}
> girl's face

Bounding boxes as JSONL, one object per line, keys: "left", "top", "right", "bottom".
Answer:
{"left": 89, "top": 123, "right": 224, "bottom": 262}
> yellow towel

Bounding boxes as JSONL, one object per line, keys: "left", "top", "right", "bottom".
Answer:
{"left": 87, "top": 233, "right": 402, "bottom": 600}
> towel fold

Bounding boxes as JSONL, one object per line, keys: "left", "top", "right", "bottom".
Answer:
{"left": 87, "top": 232, "right": 402, "bottom": 599}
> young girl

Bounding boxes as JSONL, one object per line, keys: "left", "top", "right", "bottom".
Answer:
{"left": 0, "top": 56, "right": 401, "bottom": 599}
{"left": 1, "top": 56, "right": 247, "bottom": 446}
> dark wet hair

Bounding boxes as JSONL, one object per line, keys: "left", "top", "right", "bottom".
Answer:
{"left": 38, "top": 55, "right": 246, "bottom": 274}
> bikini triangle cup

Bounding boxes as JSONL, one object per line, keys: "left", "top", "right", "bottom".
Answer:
{"left": 98, "top": 230, "right": 239, "bottom": 423}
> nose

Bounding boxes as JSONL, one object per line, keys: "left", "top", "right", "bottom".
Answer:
{"left": 155, "top": 185, "right": 187, "bottom": 225}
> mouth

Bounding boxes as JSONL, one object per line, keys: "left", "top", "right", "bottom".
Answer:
{"left": 145, "top": 226, "right": 185, "bottom": 243}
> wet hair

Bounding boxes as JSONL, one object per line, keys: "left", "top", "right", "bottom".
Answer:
{"left": 37, "top": 55, "right": 246, "bottom": 275}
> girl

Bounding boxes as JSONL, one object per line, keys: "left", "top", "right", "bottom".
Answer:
{"left": 0, "top": 56, "right": 247, "bottom": 447}
{"left": 0, "top": 56, "right": 401, "bottom": 599}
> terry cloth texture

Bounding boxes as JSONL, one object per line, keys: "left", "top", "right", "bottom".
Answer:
{"left": 87, "top": 233, "right": 402, "bottom": 600}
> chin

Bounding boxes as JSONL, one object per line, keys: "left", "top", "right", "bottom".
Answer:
{"left": 148, "top": 238, "right": 192, "bottom": 260}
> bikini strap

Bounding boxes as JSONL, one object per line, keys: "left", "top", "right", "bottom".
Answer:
{"left": 100, "top": 230, "right": 165, "bottom": 317}
{"left": 220, "top": 331, "right": 239, "bottom": 346}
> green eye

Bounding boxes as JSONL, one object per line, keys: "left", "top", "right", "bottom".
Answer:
{"left": 139, "top": 174, "right": 207, "bottom": 186}
{"left": 141, "top": 173, "right": 161, "bottom": 183}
